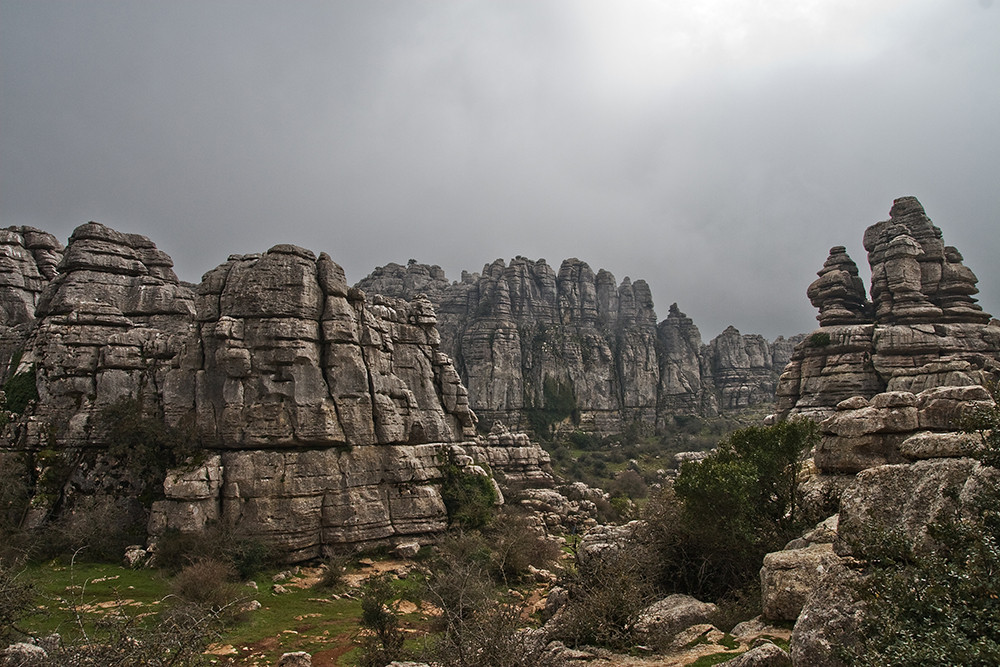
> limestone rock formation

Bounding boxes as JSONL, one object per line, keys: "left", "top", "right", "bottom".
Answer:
{"left": 0, "top": 227, "right": 64, "bottom": 377}
{"left": 1, "top": 222, "right": 554, "bottom": 562}
{"left": 806, "top": 246, "right": 871, "bottom": 326}
{"left": 633, "top": 594, "right": 718, "bottom": 643}
{"left": 760, "top": 542, "right": 840, "bottom": 621}
{"left": 357, "top": 260, "right": 800, "bottom": 436}
{"left": 778, "top": 197, "right": 1000, "bottom": 423}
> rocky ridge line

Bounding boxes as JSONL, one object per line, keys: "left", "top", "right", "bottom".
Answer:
{"left": 0, "top": 222, "right": 556, "bottom": 562}
{"left": 357, "top": 257, "right": 803, "bottom": 436}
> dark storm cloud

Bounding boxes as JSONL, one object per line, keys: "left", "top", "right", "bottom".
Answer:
{"left": 2, "top": 0, "right": 998, "bottom": 339}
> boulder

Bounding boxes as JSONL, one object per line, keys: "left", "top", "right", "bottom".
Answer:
{"left": 633, "top": 594, "right": 718, "bottom": 642}
{"left": 1, "top": 642, "right": 47, "bottom": 667}
{"left": 276, "top": 652, "right": 312, "bottom": 667}
{"left": 760, "top": 543, "right": 842, "bottom": 621}
{"left": 836, "top": 457, "right": 999, "bottom": 558}
{"left": 718, "top": 642, "right": 792, "bottom": 667}
{"left": 789, "top": 561, "right": 864, "bottom": 667}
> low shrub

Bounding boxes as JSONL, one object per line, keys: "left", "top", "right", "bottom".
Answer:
{"left": 153, "top": 524, "right": 273, "bottom": 579}
{"left": 170, "top": 558, "right": 244, "bottom": 619}
{"left": 0, "top": 559, "right": 35, "bottom": 643}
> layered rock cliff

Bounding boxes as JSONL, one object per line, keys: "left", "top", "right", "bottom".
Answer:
{"left": 778, "top": 196, "right": 1000, "bottom": 426}
{"left": 756, "top": 197, "right": 1000, "bottom": 663}
{"left": 358, "top": 259, "right": 800, "bottom": 436}
{"left": 0, "top": 223, "right": 552, "bottom": 562}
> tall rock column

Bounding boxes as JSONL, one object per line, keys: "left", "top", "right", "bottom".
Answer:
{"left": 779, "top": 196, "right": 1000, "bottom": 422}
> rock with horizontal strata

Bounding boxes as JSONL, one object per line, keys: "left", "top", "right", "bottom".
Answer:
{"left": 3, "top": 222, "right": 553, "bottom": 562}
{"left": 358, "top": 260, "right": 800, "bottom": 436}
{"left": 778, "top": 197, "right": 1000, "bottom": 422}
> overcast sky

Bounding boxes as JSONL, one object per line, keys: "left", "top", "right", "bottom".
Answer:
{"left": 2, "top": 1, "right": 998, "bottom": 339}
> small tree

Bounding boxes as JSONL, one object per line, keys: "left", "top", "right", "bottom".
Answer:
{"left": 647, "top": 418, "right": 818, "bottom": 600}
{"left": 358, "top": 573, "right": 405, "bottom": 667}
{"left": 439, "top": 452, "right": 498, "bottom": 529}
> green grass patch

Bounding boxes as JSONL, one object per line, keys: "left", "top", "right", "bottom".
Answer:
{"left": 20, "top": 560, "right": 172, "bottom": 639}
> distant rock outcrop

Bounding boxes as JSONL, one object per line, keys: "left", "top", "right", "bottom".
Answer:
{"left": 0, "top": 222, "right": 553, "bottom": 562}
{"left": 358, "top": 259, "right": 800, "bottom": 436}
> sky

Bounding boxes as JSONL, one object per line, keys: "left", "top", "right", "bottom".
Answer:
{"left": 2, "top": 1, "right": 998, "bottom": 340}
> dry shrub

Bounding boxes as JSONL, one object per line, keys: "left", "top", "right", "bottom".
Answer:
{"left": 552, "top": 543, "right": 657, "bottom": 649}
{"left": 170, "top": 558, "right": 244, "bottom": 617}
{"left": 488, "top": 509, "right": 562, "bottom": 584}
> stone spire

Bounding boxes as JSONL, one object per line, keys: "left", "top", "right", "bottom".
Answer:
{"left": 806, "top": 246, "right": 872, "bottom": 325}
{"left": 864, "top": 196, "right": 990, "bottom": 324}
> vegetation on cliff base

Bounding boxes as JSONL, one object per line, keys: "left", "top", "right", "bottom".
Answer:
{"left": 847, "top": 384, "right": 1000, "bottom": 666}
{"left": 554, "top": 418, "right": 818, "bottom": 647}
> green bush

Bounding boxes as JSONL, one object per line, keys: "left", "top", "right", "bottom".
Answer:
{"left": 808, "top": 331, "right": 831, "bottom": 347}
{"left": 96, "top": 397, "right": 198, "bottom": 502}
{"left": 1, "top": 365, "right": 37, "bottom": 415}
{"left": 644, "top": 419, "right": 818, "bottom": 601}
{"left": 439, "top": 453, "right": 498, "bottom": 529}
{"left": 526, "top": 376, "right": 579, "bottom": 440}
{"left": 847, "top": 383, "right": 1000, "bottom": 665}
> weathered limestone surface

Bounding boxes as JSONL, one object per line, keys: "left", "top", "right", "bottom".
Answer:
{"left": 358, "top": 260, "right": 800, "bottom": 436}
{"left": 835, "top": 457, "right": 999, "bottom": 558}
{"left": 0, "top": 226, "right": 63, "bottom": 326}
{"left": 778, "top": 197, "right": 1000, "bottom": 424}
{"left": 788, "top": 561, "right": 864, "bottom": 667}
{"left": 0, "top": 227, "right": 64, "bottom": 379}
{"left": 1, "top": 222, "right": 553, "bottom": 561}
{"left": 760, "top": 543, "right": 841, "bottom": 621}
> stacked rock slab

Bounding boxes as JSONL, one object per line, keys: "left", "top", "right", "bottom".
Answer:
{"left": 3, "top": 222, "right": 553, "bottom": 562}
{"left": 778, "top": 196, "right": 1000, "bottom": 424}
{"left": 758, "top": 198, "right": 999, "bottom": 663}
{"left": 358, "top": 259, "right": 800, "bottom": 436}
{"left": 0, "top": 227, "right": 64, "bottom": 378}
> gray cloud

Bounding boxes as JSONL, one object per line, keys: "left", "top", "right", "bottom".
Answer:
{"left": 2, "top": 0, "right": 998, "bottom": 339}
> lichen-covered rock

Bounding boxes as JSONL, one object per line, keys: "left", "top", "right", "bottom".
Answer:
{"left": 835, "top": 457, "right": 999, "bottom": 558}
{"left": 633, "top": 594, "right": 718, "bottom": 642}
{"left": 760, "top": 543, "right": 842, "bottom": 621}
{"left": 789, "top": 561, "right": 864, "bottom": 667}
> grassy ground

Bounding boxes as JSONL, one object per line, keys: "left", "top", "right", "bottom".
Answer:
{"left": 14, "top": 558, "right": 433, "bottom": 666}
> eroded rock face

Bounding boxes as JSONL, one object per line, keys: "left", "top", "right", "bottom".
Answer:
{"left": 3, "top": 222, "right": 553, "bottom": 561}
{"left": 357, "top": 260, "right": 800, "bottom": 436}
{"left": 807, "top": 246, "right": 871, "bottom": 327}
{"left": 760, "top": 542, "right": 841, "bottom": 621}
{"left": 779, "top": 197, "right": 1000, "bottom": 423}
{"left": 0, "top": 227, "right": 64, "bottom": 378}
{"left": 835, "top": 457, "right": 998, "bottom": 558}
